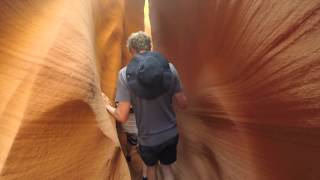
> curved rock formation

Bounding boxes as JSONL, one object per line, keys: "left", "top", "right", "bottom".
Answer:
{"left": 150, "top": 0, "right": 320, "bottom": 180}
{"left": 1, "top": 0, "right": 320, "bottom": 179}
{"left": 0, "top": 0, "right": 143, "bottom": 179}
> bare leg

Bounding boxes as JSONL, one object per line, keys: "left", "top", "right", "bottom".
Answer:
{"left": 125, "top": 141, "right": 132, "bottom": 161}
{"left": 143, "top": 164, "right": 148, "bottom": 179}
{"left": 147, "top": 165, "right": 157, "bottom": 180}
{"left": 161, "top": 165, "right": 174, "bottom": 180}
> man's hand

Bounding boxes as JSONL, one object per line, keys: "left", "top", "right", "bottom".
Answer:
{"left": 101, "top": 92, "right": 116, "bottom": 116}
{"left": 101, "top": 92, "right": 112, "bottom": 107}
{"left": 101, "top": 92, "right": 130, "bottom": 123}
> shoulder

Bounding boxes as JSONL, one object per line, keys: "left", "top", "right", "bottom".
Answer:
{"left": 118, "top": 66, "right": 128, "bottom": 83}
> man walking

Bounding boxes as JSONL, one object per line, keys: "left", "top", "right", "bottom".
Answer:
{"left": 104, "top": 31, "right": 187, "bottom": 180}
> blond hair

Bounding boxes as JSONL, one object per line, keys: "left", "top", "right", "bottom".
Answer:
{"left": 127, "top": 31, "right": 151, "bottom": 52}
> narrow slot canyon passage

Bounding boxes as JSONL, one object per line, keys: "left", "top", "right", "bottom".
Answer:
{"left": 1, "top": 0, "right": 320, "bottom": 180}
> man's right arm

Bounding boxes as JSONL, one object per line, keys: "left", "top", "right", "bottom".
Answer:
{"left": 170, "top": 63, "right": 188, "bottom": 109}
{"left": 174, "top": 91, "right": 187, "bottom": 109}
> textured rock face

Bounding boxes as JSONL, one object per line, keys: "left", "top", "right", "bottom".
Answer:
{"left": 2, "top": 0, "right": 320, "bottom": 179}
{"left": 0, "top": 0, "right": 143, "bottom": 179}
{"left": 150, "top": 0, "right": 320, "bottom": 180}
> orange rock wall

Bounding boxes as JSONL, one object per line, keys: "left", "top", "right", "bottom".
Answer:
{"left": 150, "top": 1, "right": 320, "bottom": 180}
{"left": 2, "top": 0, "right": 320, "bottom": 179}
{"left": 0, "top": 0, "right": 143, "bottom": 179}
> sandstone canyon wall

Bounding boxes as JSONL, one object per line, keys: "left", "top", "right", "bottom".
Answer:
{"left": 0, "top": 0, "right": 144, "bottom": 179}
{"left": 150, "top": 0, "right": 320, "bottom": 180}
{"left": 1, "top": 0, "right": 320, "bottom": 180}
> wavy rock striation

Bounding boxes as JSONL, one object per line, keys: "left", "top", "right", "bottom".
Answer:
{"left": 0, "top": 0, "right": 144, "bottom": 179}
{"left": 1, "top": 0, "right": 320, "bottom": 180}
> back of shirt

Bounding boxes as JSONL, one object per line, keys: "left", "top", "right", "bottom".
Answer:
{"left": 116, "top": 60, "right": 182, "bottom": 146}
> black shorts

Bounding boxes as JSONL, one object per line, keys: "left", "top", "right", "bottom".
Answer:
{"left": 138, "top": 135, "right": 179, "bottom": 166}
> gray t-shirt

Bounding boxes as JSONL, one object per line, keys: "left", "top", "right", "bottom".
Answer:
{"left": 115, "top": 63, "right": 182, "bottom": 146}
